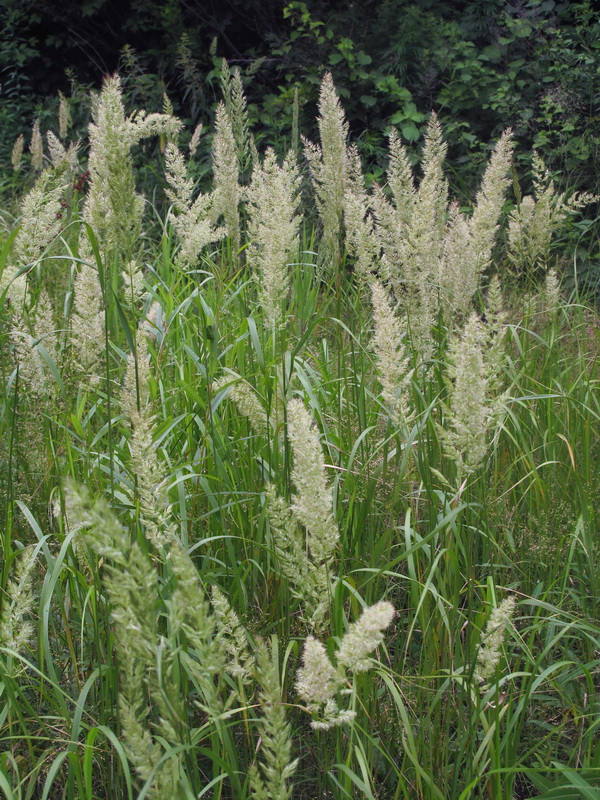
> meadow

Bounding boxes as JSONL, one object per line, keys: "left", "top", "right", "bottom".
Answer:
{"left": 0, "top": 68, "right": 599, "bottom": 799}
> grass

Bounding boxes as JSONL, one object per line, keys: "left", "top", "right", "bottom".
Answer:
{"left": 0, "top": 80, "right": 599, "bottom": 800}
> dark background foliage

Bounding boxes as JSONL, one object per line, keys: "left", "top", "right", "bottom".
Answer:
{"left": 1, "top": 0, "right": 599, "bottom": 198}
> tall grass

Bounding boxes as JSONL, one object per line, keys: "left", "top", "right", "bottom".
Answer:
{"left": 0, "top": 71, "right": 599, "bottom": 800}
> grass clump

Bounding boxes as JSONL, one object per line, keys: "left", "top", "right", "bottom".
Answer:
{"left": 0, "top": 69, "right": 599, "bottom": 800}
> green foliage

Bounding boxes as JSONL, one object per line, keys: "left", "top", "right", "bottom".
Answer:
{"left": 3, "top": 0, "right": 600, "bottom": 203}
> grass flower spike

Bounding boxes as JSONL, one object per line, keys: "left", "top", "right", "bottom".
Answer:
{"left": 303, "top": 72, "right": 349, "bottom": 269}
{"left": 247, "top": 148, "right": 302, "bottom": 327}
{"left": 296, "top": 601, "right": 395, "bottom": 729}
{"left": 474, "top": 596, "right": 516, "bottom": 689}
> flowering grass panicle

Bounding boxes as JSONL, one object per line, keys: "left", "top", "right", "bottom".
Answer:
{"left": 295, "top": 636, "right": 340, "bottom": 708}
{"left": 121, "top": 259, "right": 146, "bottom": 304}
{"left": 303, "top": 72, "right": 349, "bottom": 269}
{"left": 168, "top": 542, "right": 225, "bottom": 714}
{"left": 10, "top": 290, "right": 58, "bottom": 405}
{"left": 0, "top": 547, "right": 38, "bottom": 659}
{"left": 249, "top": 639, "right": 298, "bottom": 800}
{"left": 65, "top": 482, "right": 181, "bottom": 797}
{"left": 542, "top": 267, "right": 562, "bottom": 316}
{"left": 343, "top": 144, "right": 380, "bottom": 283}
{"left": 211, "top": 586, "right": 255, "bottom": 684}
{"left": 212, "top": 102, "right": 241, "bottom": 260}
{"left": 287, "top": 398, "right": 338, "bottom": 564}
{"left": 165, "top": 140, "right": 225, "bottom": 270}
{"left": 507, "top": 152, "right": 598, "bottom": 279}
{"left": 296, "top": 601, "right": 395, "bottom": 729}
{"left": 264, "top": 398, "right": 340, "bottom": 629}
{"left": 30, "top": 118, "right": 43, "bottom": 172}
{"left": 468, "top": 129, "right": 514, "bottom": 274}
{"left": 14, "top": 167, "right": 67, "bottom": 269}
{"left": 11, "top": 133, "right": 24, "bottom": 172}
{"left": 220, "top": 59, "right": 253, "bottom": 173}
{"left": 369, "top": 131, "right": 415, "bottom": 290}
{"left": 46, "top": 131, "right": 79, "bottom": 173}
{"left": 247, "top": 148, "right": 302, "bottom": 327}
{"left": 439, "top": 200, "right": 474, "bottom": 318}
{"left": 484, "top": 275, "right": 508, "bottom": 402}
{"left": 32, "top": 290, "right": 57, "bottom": 378}
{"left": 214, "top": 374, "right": 272, "bottom": 437}
{"left": 408, "top": 113, "right": 448, "bottom": 285}
{"left": 121, "top": 327, "right": 176, "bottom": 548}
{"left": 371, "top": 280, "right": 413, "bottom": 426}
{"left": 189, "top": 122, "right": 202, "bottom": 156}
{"left": 371, "top": 115, "right": 448, "bottom": 359}
{"left": 386, "top": 129, "right": 416, "bottom": 229}
{"left": 474, "top": 596, "right": 516, "bottom": 689}
{"left": 336, "top": 600, "right": 395, "bottom": 673}
{"left": 83, "top": 73, "right": 181, "bottom": 265}
{"left": 440, "top": 313, "right": 493, "bottom": 479}
{"left": 71, "top": 265, "right": 105, "bottom": 387}
{"left": 65, "top": 486, "right": 229, "bottom": 791}
{"left": 10, "top": 329, "right": 45, "bottom": 400}
{"left": 266, "top": 484, "right": 332, "bottom": 629}
{"left": 58, "top": 91, "right": 70, "bottom": 139}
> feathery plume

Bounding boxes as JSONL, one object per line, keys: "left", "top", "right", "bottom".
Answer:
{"left": 189, "top": 122, "right": 202, "bottom": 157}
{"left": 247, "top": 148, "right": 302, "bottom": 326}
{"left": 468, "top": 129, "right": 514, "bottom": 278}
{"left": 65, "top": 482, "right": 181, "bottom": 797}
{"left": 11, "top": 134, "right": 24, "bottom": 172}
{"left": 2, "top": 167, "right": 67, "bottom": 312}
{"left": 168, "top": 542, "right": 225, "bottom": 710}
{"left": 47, "top": 131, "right": 79, "bottom": 172}
{"left": 30, "top": 118, "right": 43, "bottom": 171}
{"left": 14, "top": 167, "right": 67, "bottom": 267}
{"left": 122, "top": 259, "right": 146, "bottom": 304}
{"left": 121, "top": 326, "right": 176, "bottom": 548}
{"left": 249, "top": 639, "right": 298, "bottom": 800}
{"left": 295, "top": 636, "right": 339, "bottom": 707}
{"left": 439, "top": 200, "right": 474, "bottom": 318}
{"left": 265, "top": 399, "right": 339, "bottom": 629}
{"left": 211, "top": 587, "right": 255, "bottom": 684}
{"left": 220, "top": 59, "right": 252, "bottom": 172}
{"left": 343, "top": 144, "right": 379, "bottom": 283}
{"left": 71, "top": 265, "right": 105, "bottom": 387}
{"left": 287, "top": 398, "right": 338, "bottom": 564}
{"left": 484, "top": 276, "right": 507, "bottom": 403}
{"left": 372, "top": 115, "right": 448, "bottom": 357}
{"left": 440, "top": 312, "right": 503, "bottom": 479}
{"left": 212, "top": 102, "right": 241, "bottom": 260}
{"left": 336, "top": 601, "right": 395, "bottom": 673}
{"left": 0, "top": 548, "right": 38, "bottom": 659}
{"left": 58, "top": 91, "right": 70, "bottom": 139}
{"left": 266, "top": 484, "right": 331, "bottom": 629}
{"left": 507, "top": 152, "right": 598, "bottom": 279}
{"left": 542, "top": 267, "right": 562, "bottom": 315}
{"left": 386, "top": 129, "right": 415, "bottom": 230}
{"left": 0, "top": 266, "right": 28, "bottom": 314}
{"left": 214, "top": 374, "right": 271, "bottom": 437}
{"left": 295, "top": 601, "right": 395, "bottom": 729}
{"left": 303, "top": 72, "right": 349, "bottom": 269}
{"left": 83, "top": 73, "right": 181, "bottom": 266}
{"left": 165, "top": 141, "right": 225, "bottom": 270}
{"left": 474, "top": 596, "right": 516, "bottom": 689}
{"left": 370, "top": 280, "right": 413, "bottom": 426}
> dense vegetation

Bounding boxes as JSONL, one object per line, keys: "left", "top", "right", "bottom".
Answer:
{"left": 2, "top": 0, "right": 600, "bottom": 193}
{"left": 0, "top": 15, "right": 599, "bottom": 800}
